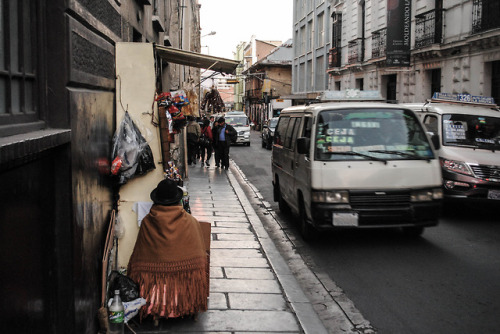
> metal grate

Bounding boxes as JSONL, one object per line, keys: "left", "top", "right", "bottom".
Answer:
{"left": 470, "top": 164, "right": 500, "bottom": 181}
{"left": 473, "top": 0, "right": 500, "bottom": 33}
{"left": 371, "top": 28, "right": 387, "bottom": 59}
{"left": 350, "top": 191, "right": 411, "bottom": 208}
{"left": 415, "top": 9, "right": 443, "bottom": 49}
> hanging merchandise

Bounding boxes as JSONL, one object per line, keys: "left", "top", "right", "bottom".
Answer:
{"left": 111, "top": 111, "right": 156, "bottom": 185}
{"left": 155, "top": 92, "right": 187, "bottom": 133}
{"left": 163, "top": 161, "right": 190, "bottom": 213}
{"left": 201, "top": 87, "right": 225, "bottom": 114}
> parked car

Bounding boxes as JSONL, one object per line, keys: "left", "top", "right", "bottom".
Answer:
{"left": 262, "top": 117, "right": 279, "bottom": 149}
{"left": 225, "top": 111, "right": 251, "bottom": 146}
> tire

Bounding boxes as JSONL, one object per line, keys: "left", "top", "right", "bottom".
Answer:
{"left": 275, "top": 181, "right": 290, "bottom": 213}
{"left": 402, "top": 226, "right": 424, "bottom": 237}
{"left": 298, "top": 197, "right": 316, "bottom": 241}
{"left": 262, "top": 139, "right": 266, "bottom": 148}
{"left": 266, "top": 139, "right": 272, "bottom": 150}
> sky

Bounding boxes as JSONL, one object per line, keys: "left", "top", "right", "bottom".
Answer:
{"left": 199, "top": 0, "right": 293, "bottom": 59}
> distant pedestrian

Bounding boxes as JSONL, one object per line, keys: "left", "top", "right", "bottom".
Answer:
{"left": 186, "top": 116, "right": 201, "bottom": 165}
{"left": 200, "top": 119, "right": 213, "bottom": 167}
{"left": 212, "top": 118, "right": 221, "bottom": 167}
{"left": 213, "top": 117, "right": 237, "bottom": 170}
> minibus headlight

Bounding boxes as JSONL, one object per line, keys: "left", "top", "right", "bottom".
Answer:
{"left": 411, "top": 188, "right": 442, "bottom": 202}
{"left": 440, "top": 158, "right": 473, "bottom": 176}
{"left": 312, "top": 191, "right": 349, "bottom": 203}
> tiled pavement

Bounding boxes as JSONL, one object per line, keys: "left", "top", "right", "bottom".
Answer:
{"left": 125, "top": 163, "right": 329, "bottom": 333}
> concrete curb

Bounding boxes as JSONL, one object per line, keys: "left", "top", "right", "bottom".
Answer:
{"left": 228, "top": 161, "right": 376, "bottom": 334}
{"left": 227, "top": 164, "right": 329, "bottom": 334}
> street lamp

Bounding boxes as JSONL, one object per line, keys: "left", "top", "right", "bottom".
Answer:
{"left": 201, "top": 31, "right": 216, "bottom": 38}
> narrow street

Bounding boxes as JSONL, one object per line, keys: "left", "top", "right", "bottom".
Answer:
{"left": 229, "top": 130, "right": 500, "bottom": 334}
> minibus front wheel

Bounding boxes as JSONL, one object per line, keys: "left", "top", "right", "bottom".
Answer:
{"left": 298, "top": 196, "right": 317, "bottom": 241}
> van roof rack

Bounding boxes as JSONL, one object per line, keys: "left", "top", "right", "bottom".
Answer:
{"left": 317, "top": 89, "right": 384, "bottom": 102}
{"left": 430, "top": 92, "right": 498, "bottom": 108}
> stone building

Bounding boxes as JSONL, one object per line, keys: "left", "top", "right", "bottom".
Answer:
{"left": 243, "top": 39, "right": 293, "bottom": 128}
{"left": 292, "top": 0, "right": 500, "bottom": 104}
{"left": 0, "top": 1, "right": 207, "bottom": 332}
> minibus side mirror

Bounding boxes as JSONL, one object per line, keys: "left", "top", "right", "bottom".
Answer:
{"left": 430, "top": 133, "right": 440, "bottom": 150}
{"left": 297, "top": 137, "right": 310, "bottom": 154}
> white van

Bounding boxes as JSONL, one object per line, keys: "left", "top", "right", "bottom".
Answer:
{"left": 224, "top": 111, "right": 251, "bottom": 146}
{"left": 271, "top": 96, "right": 443, "bottom": 239}
{"left": 404, "top": 93, "right": 500, "bottom": 202}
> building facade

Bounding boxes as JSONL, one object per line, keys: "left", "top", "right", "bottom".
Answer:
{"left": 293, "top": 0, "right": 500, "bottom": 104}
{"left": 292, "top": 0, "right": 332, "bottom": 103}
{"left": 328, "top": 0, "right": 500, "bottom": 103}
{"left": 244, "top": 40, "right": 293, "bottom": 128}
{"left": 0, "top": 1, "right": 201, "bottom": 333}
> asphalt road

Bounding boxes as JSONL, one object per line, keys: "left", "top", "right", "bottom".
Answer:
{"left": 229, "top": 130, "right": 500, "bottom": 334}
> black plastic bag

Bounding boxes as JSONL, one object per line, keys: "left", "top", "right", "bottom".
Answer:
{"left": 111, "top": 111, "right": 155, "bottom": 184}
{"left": 108, "top": 271, "right": 140, "bottom": 302}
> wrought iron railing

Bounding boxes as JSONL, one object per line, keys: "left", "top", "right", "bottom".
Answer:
{"left": 371, "top": 28, "right": 386, "bottom": 58}
{"left": 472, "top": 0, "right": 500, "bottom": 33}
{"left": 415, "top": 9, "right": 443, "bottom": 49}
{"left": 329, "top": 47, "right": 341, "bottom": 68}
{"left": 348, "top": 38, "right": 363, "bottom": 64}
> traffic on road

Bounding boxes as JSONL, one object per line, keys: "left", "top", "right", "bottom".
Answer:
{"left": 229, "top": 128, "right": 500, "bottom": 334}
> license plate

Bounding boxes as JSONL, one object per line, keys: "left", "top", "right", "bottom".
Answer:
{"left": 487, "top": 190, "right": 500, "bottom": 200}
{"left": 332, "top": 212, "right": 359, "bottom": 226}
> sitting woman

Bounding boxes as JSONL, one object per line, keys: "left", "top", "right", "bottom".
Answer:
{"left": 127, "top": 178, "right": 209, "bottom": 321}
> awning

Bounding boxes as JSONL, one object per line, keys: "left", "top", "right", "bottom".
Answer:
{"left": 155, "top": 45, "right": 240, "bottom": 75}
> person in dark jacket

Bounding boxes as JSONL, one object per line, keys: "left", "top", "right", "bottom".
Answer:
{"left": 200, "top": 119, "right": 213, "bottom": 167}
{"left": 213, "top": 117, "right": 237, "bottom": 170}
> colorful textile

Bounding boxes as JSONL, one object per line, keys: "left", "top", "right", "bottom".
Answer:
{"left": 127, "top": 205, "right": 209, "bottom": 319}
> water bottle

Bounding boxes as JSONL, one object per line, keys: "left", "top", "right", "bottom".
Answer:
{"left": 109, "top": 290, "right": 124, "bottom": 334}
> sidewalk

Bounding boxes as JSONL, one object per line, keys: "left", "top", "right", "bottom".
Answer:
{"left": 125, "top": 161, "right": 329, "bottom": 333}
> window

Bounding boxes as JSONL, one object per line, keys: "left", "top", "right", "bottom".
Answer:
{"left": 0, "top": 0, "right": 39, "bottom": 132}
{"left": 316, "top": 12, "right": 324, "bottom": 48}
{"left": 275, "top": 116, "right": 290, "bottom": 146}
{"left": 284, "top": 117, "right": 297, "bottom": 149}
{"left": 423, "top": 115, "right": 438, "bottom": 134}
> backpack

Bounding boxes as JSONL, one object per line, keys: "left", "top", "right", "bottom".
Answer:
{"left": 187, "top": 132, "right": 199, "bottom": 144}
{"left": 199, "top": 133, "right": 210, "bottom": 147}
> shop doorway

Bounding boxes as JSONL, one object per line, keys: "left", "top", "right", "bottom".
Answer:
{"left": 383, "top": 74, "right": 397, "bottom": 103}
{"left": 430, "top": 68, "right": 441, "bottom": 98}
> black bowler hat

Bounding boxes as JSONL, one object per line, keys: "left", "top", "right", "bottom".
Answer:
{"left": 150, "top": 179, "right": 183, "bottom": 205}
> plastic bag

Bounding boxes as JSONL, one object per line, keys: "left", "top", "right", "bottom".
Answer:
{"left": 111, "top": 112, "right": 155, "bottom": 185}
{"left": 108, "top": 271, "right": 140, "bottom": 302}
{"left": 108, "top": 297, "right": 146, "bottom": 323}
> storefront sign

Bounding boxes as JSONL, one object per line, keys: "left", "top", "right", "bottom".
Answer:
{"left": 386, "top": 0, "right": 412, "bottom": 67}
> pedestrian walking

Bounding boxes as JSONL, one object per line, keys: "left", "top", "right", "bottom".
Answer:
{"left": 199, "top": 119, "right": 213, "bottom": 167}
{"left": 186, "top": 116, "right": 201, "bottom": 165}
{"left": 212, "top": 117, "right": 221, "bottom": 167}
{"left": 213, "top": 117, "right": 237, "bottom": 170}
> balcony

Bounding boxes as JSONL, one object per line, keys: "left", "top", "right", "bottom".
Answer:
{"left": 329, "top": 47, "right": 341, "bottom": 68}
{"left": 371, "top": 28, "right": 386, "bottom": 59}
{"left": 348, "top": 38, "right": 363, "bottom": 64}
{"left": 472, "top": 0, "right": 500, "bottom": 34}
{"left": 415, "top": 9, "right": 443, "bottom": 49}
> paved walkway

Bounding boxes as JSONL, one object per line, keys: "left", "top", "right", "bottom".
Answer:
{"left": 125, "top": 162, "right": 329, "bottom": 333}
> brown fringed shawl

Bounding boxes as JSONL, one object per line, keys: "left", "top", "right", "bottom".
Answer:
{"left": 127, "top": 205, "right": 209, "bottom": 319}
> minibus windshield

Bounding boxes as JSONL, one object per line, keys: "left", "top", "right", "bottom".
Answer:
{"left": 442, "top": 114, "right": 500, "bottom": 151}
{"left": 315, "top": 108, "right": 435, "bottom": 161}
{"left": 225, "top": 116, "right": 249, "bottom": 126}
